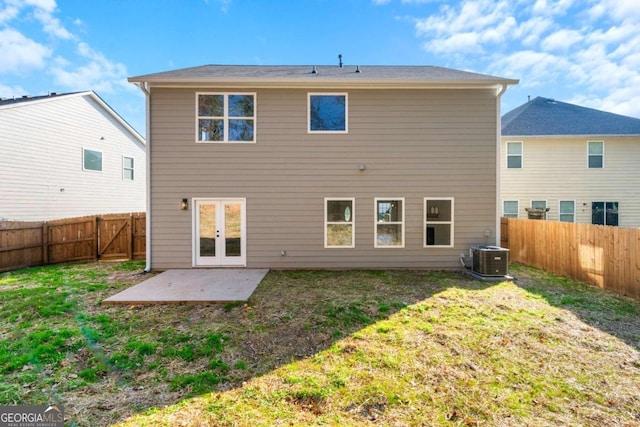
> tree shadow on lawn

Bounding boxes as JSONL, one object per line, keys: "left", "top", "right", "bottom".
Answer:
{"left": 69, "top": 265, "right": 640, "bottom": 425}
{"left": 72, "top": 269, "right": 495, "bottom": 425}
{"left": 507, "top": 262, "right": 640, "bottom": 351}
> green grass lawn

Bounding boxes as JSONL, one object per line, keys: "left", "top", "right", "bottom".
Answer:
{"left": 0, "top": 262, "right": 639, "bottom": 426}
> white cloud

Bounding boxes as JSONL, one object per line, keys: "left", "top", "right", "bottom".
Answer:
{"left": 416, "top": 0, "right": 519, "bottom": 54}
{"left": 588, "top": 0, "right": 640, "bottom": 22}
{"left": 0, "top": 82, "right": 26, "bottom": 98}
{"left": 425, "top": 32, "right": 481, "bottom": 54}
{"left": 33, "top": 7, "right": 73, "bottom": 39}
{"left": 513, "top": 16, "right": 554, "bottom": 46}
{"left": 490, "top": 50, "right": 574, "bottom": 86}
{"left": 541, "top": 29, "right": 583, "bottom": 51}
{"left": 51, "top": 42, "right": 130, "bottom": 93}
{"left": 0, "top": 28, "right": 51, "bottom": 73}
{"left": 0, "top": 3, "right": 20, "bottom": 24}
{"left": 531, "top": 0, "right": 575, "bottom": 17}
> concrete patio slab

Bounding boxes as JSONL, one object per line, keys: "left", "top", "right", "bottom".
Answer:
{"left": 102, "top": 269, "right": 269, "bottom": 305}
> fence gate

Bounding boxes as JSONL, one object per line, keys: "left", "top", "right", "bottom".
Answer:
{"left": 97, "top": 215, "right": 132, "bottom": 260}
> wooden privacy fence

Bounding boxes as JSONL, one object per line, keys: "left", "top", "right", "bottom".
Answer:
{"left": 501, "top": 217, "right": 640, "bottom": 300}
{"left": 0, "top": 213, "right": 145, "bottom": 272}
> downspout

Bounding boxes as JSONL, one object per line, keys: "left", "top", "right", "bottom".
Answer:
{"left": 495, "top": 83, "right": 508, "bottom": 247}
{"left": 136, "top": 82, "right": 152, "bottom": 272}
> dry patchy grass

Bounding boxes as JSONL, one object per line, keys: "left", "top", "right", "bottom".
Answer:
{"left": 1, "top": 262, "right": 639, "bottom": 426}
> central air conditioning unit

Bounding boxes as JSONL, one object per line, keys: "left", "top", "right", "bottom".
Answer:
{"left": 472, "top": 245, "right": 509, "bottom": 276}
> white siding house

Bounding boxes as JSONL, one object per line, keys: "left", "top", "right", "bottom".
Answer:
{"left": 0, "top": 91, "right": 146, "bottom": 221}
{"left": 500, "top": 97, "right": 640, "bottom": 228}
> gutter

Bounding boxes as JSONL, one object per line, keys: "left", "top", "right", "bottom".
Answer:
{"left": 135, "top": 82, "right": 152, "bottom": 273}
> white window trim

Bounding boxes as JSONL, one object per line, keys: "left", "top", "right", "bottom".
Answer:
{"left": 502, "top": 200, "right": 519, "bottom": 218}
{"left": 195, "top": 92, "right": 257, "bottom": 143}
{"left": 424, "top": 197, "right": 454, "bottom": 248}
{"left": 122, "top": 155, "right": 134, "bottom": 180}
{"left": 559, "top": 200, "right": 576, "bottom": 223}
{"left": 307, "top": 92, "right": 349, "bottom": 134}
{"left": 324, "top": 197, "right": 355, "bottom": 248}
{"left": 82, "top": 147, "right": 103, "bottom": 172}
{"left": 506, "top": 141, "right": 523, "bottom": 169}
{"left": 374, "top": 197, "right": 405, "bottom": 249}
{"left": 587, "top": 140, "right": 604, "bottom": 168}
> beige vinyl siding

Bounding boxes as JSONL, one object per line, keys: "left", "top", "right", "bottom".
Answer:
{"left": 500, "top": 135, "right": 640, "bottom": 227}
{"left": 149, "top": 87, "right": 499, "bottom": 269}
{"left": 0, "top": 94, "right": 146, "bottom": 220}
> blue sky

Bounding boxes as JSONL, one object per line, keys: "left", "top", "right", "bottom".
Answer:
{"left": 1, "top": 0, "right": 639, "bottom": 136}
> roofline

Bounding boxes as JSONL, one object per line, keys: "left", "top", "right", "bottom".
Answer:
{"left": 501, "top": 134, "right": 640, "bottom": 138}
{"left": 127, "top": 77, "right": 519, "bottom": 90}
{"left": 0, "top": 91, "right": 145, "bottom": 145}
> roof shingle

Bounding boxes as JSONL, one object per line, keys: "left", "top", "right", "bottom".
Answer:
{"left": 502, "top": 96, "right": 640, "bottom": 136}
{"left": 129, "top": 64, "right": 517, "bottom": 86}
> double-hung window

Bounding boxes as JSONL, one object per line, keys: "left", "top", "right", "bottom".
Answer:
{"left": 123, "top": 156, "right": 134, "bottom": 180}
{"left": 83, "top": 148, "right": 102, "bottom": 172}
{"left": 506, "top": 142, "right": 522, "bottom": 168}
{"left": 588, "top": 141, "right": 604, "bottom": 168}
{"left": 424, "top": 198, "right": 454, "bottom": 247}
{"left": 197, "top": 93, "right": 256, "bottom": 143}
{"left": 559, "top": 200, "right": 575, "bottom": 222}
{"left": 325, "top": 198, "right": 355, "bottom": 248}
{"left": 308, "top": 93, "right": 347, "bottom": 133}
{"left": 375, "top": 198, "right": 404, "bottom": 248}
{"left": 531, "top": 200, "right": 547, "bottom": 210}
{"left": 503, "top": 201, "right": 519, "bottom": 218}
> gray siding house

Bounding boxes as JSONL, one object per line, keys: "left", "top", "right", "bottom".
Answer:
{"left": 129, "top": 65, "right": 517, "bottom": 270}
{"left": 501, "top": 97, "right": 640, "bottom": 227}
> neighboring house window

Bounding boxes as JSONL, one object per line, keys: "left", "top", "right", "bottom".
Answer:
{"left": 559, "top": 200, "right": 575, "bottom": 222}
{"left": 197, "top": 93, "right": 256, "bottom": 143}
{"left": 506, "top": 142, "right": 522, "bottom": 168}
{"left": 424, "top": 198, "right": 454, "bottom": 247}
{"left": 531, "top": 200, "right": 547, "bottom": 210}
{"left": 308, "top": 93, "right": 347, "bottom": 133}
{"left": 375, "top": 198, "right": 404, "bottom": 248}
{"left": 83, "top": 148, "right": 102, "bottom": 172}
{"left": 123, "top": 156, "right": 134, "bottom": 180}
{"left": 503, "top": 201, "right": 519, "bottom": 218}
{"left": 592, "top": 202, "right": 618, "bottom": 226}
{"left": 325, "top": 198, "right": 355, "bottom": 248}
{"left": 588, "top": 141, "right": 604, "bottom": 168}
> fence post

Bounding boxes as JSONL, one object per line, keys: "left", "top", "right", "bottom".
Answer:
{"left": 93, "top": 216, "right": 99, "bottom": 261}
{"left": 42, "top": 222, "right": 48, "bottom": 266}
{"left": 128, "top": 213, "right": 133, "bottom": 261}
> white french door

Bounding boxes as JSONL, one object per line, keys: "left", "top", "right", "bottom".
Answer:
{"left": 193, "top": 198, "right": 246, "bottom": 266}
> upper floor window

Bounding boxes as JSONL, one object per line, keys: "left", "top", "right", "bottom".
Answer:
{"left": 123, "top": 156, "right": 134, "bottom": 180}
{"left": 83, "top": 148, "right": 102, "bottom": 172}
{"left": 506, "top": 142, "right": 522, "bottom": 168}
{"left": 308, "top": 93, "right": 347, "bottom": 133}
{"left": 588, "top": 141, "right": 604, "bottom": 168}
{"left": 375, "top": 198, "right": 404, "bottom": 248}
{"left": 424, "top": 198, "right": 454, "bottom": 247}
{"left": 197, "top": 93, "right": 255, "bottom": 143}
{"left": 559, "top": 200, "right": 575, "bottom": 222}
{"left": 503, "top": 201, "right": 519, "bottom": 218}
{"left": 325, "top": 198, "right": 355, "bottom": 248}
